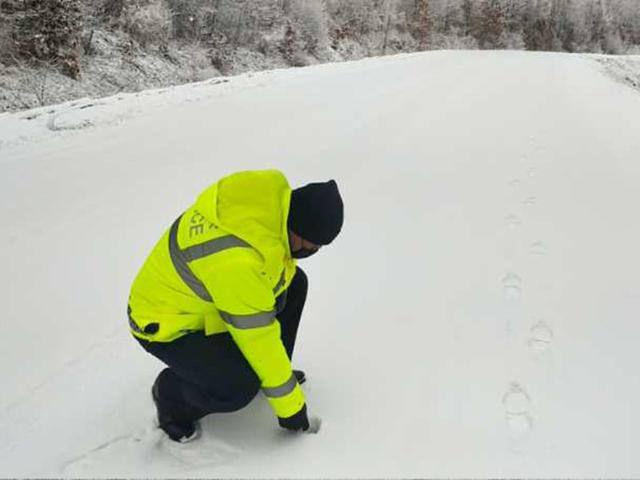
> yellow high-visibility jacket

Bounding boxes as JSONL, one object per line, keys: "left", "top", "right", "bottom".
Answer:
{"left": 128, "top": 169, "right": 304, "bottom": 419}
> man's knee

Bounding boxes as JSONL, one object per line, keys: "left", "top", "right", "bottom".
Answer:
{"left": 194, "top": 364, "right": 261, "bottom": 413}
{"left": 213, "top": 378, "right": 260, "bottom": 413}
{"left": 227, "top": 382, "right": 260, "bottom": 412}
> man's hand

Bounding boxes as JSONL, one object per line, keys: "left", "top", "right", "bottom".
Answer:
{"left": 278, "top": 404, "right": 310, "bottom": 432}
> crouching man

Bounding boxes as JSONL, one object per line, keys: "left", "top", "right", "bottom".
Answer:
{"left": 127, "top": 169, "right": 344, "bottom": 442}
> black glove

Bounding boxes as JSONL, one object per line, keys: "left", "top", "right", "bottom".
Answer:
{"left": 278, "top": 404, "right": 309, "bottom": 432}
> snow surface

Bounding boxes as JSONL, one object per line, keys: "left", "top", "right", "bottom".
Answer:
{"left": 1, "top": 50, "right": 640, "bottom": 478}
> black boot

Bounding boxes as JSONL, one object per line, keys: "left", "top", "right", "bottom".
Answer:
{"left": 294, "top": 369, "right": 306, "bottom": 385}
{"left": 152, "top": 377, "right": 199, "bottom": 443}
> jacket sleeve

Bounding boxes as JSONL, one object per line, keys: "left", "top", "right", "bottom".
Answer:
{"left": 200, "top": 255, "right": 305, "bottom": 419}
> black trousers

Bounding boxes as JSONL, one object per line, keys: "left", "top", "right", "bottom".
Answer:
{"left": 136, "top": 267, "right": 308, "bottom": 424}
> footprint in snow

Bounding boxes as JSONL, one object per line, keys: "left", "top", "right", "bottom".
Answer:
{"left": 502, "top": 382, "right": 534, "bottom": 440}
{"left": 62, "top": 424, "right": 240, "bottom": 476}
{"left": 529, "top": 241, "right": 548, "bottom": 256}
{"left": 528, "top": 321, "right": 554, "bottom": 353}
{"left": 160, "top": 431, "right": 241, "bottom": 468}
{"left": 502, "top": 273, "right": 522, "bottom": 299}
{"left": 505, "top": 214, "right": 522, "bottom": 229}
{"left": 523, "top": 196, "right": 537, "bottom": 207}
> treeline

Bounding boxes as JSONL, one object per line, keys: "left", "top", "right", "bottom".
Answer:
{"left": 1, "top": 0, "right": 640, "bottom": 80}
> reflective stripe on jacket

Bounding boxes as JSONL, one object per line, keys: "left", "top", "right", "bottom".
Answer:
{"left": 128, "top": 169, "right": 303, "bottom": 418}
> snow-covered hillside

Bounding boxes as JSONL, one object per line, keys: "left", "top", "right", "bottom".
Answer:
{"left": 1, "top": 50, "right": 639, "bottom": 478}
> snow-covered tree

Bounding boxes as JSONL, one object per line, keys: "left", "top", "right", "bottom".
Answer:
{"left": 327, "top": 0, "right": 380, "bottom": 41}
{"left": 0, "top": 1, "right": 17, "bottom": 62}
{"left": 522, "top": 0, "right": 552, "bottom": 50}
{"left": 591, "top": 0, "right": 624, "bottom": 53}
{"left": 380, "top": 0, "right": 401, "bottom": 54}
{"left": 460, "top": 0, "right": 480, "bottom": 37}
{"left": 283, "top": 0, "right": 329, "bottom": 61}
{"left": 412, "top": 0, "right": 433, "bottom": 49}
{"left": 166, "top": 0, "right": 211, "bottom": 41}
{"left": 442, "top": 0, "right": 464, "bottom": 34}
{"left": 549, "top": 0, "right": 576, "bottom": 52}
{"left": 614, "top": 0, "right": 640, "bottom": 48}
{"left": 7, "top": 0, "right": 83, "bottom": 78}
{"left": 5, "top": 0, "right": 640, "bottom": 93}
{"left": 100, "top": 0, "right": 125, "bottom": 20}
{"left": 477, "top": 0, "right": 506, "bottom": 48}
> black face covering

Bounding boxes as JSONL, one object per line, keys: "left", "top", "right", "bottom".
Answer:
{"left": 291, "top": 246, "right": 319, "bottom": 259}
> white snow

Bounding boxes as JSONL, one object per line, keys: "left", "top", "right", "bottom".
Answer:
{"left": 1, "top": 50, "right": 640, "bottom": 478}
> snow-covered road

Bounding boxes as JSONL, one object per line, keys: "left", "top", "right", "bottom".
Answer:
{"left": 1, "top": 50, "right": 639, "bottom": 477}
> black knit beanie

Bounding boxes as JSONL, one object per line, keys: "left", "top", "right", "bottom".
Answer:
{"left": 288, "top": 179, "right": 344, "bottom": 246}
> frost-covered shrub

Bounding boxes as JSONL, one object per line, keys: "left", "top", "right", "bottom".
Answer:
{"left": 166, "top": 0, "right": 196, "bottom": 40}
{"left": 101, "top": 0, "right": 125, "bottom": 20}
{"left": 501, "top": 31, "right": 526, "bottom": 50}
{"left": 122, "top": 0, "right": 171, "bottom": 49}
{"left": 7, "top": 0, "right": 83, "bottom": 78}
{"left": 166, "top": 0, "right": 218, "bottom": 42}
{"left": 0, "top": 16, "right": 14, "bottom": 63}
{"left": 208, "top": 33, "right": 235, "bottom": 74}
{"left": 335, "top": 35, "right": 380, "bottom": 58}
{"left": 327, "top": 0, "right": 379, "bottom": 41}
{"left": 430, "top": 32, "right": 479, "bottom": 50}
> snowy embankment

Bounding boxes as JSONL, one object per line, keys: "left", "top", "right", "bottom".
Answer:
{"left": 594, "top": 54, "right": 640, "bottom": 92}
{"left": 1, "top": 50, "right": 640, "bottom": 478}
